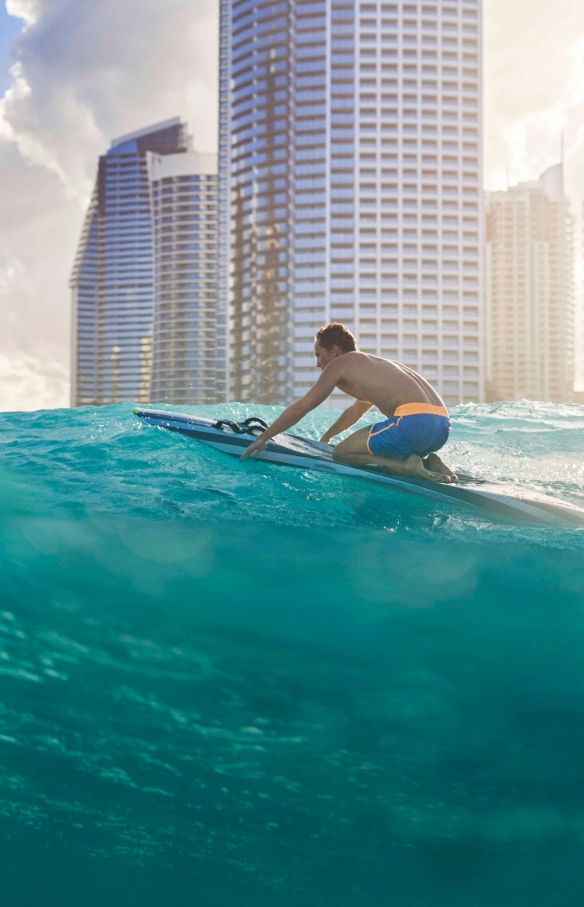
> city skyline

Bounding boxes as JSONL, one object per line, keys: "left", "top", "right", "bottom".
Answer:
{"left": 0, "top": 0, "right": 584, "bottom": 410}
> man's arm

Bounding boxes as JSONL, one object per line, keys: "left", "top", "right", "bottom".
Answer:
{"left": 320, "top": 400, "right": 372, "bottom": 443}
{"left": 240, "top": 360, "right": 343, "bottom": 460}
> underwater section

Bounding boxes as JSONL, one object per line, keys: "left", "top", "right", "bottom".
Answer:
{"left": 0, "top": 401, "right": 583, "bottom": 906}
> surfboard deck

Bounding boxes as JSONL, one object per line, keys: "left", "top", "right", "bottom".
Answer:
{"left": 134, "top": 408, "right": 584, "bottom": 529}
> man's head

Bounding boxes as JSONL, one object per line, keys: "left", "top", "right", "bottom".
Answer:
{"left": 314, "top": 323, "right": 358, "bottom": 370}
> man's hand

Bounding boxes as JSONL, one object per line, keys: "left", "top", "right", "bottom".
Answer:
{"left": 240, "top": 434, "right": 268, "bottom": 461}
{"left": 239, "top": 362, "right": 343, "bottom": 461}
{"left": 320, "top": 430, "right": 334, "bottom": 444}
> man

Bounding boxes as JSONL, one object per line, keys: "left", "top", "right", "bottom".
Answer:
{"left": 241, "top": 322, "right": 457, "bottom": 483}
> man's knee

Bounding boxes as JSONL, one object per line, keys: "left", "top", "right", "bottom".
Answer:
{"left": 332, "top": 441, "right": 352, "bottom": 461}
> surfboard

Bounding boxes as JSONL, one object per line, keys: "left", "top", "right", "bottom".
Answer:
{"left": 134, "top": 408, "right": 584, "bottom": 529}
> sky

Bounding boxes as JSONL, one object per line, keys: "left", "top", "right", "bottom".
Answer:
{"left": 0, "top": 0, "right": 583, "bottom": 412}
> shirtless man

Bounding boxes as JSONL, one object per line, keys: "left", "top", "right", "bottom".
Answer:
{"left": 240, "top": 322, "right": 457, "bottom": 483}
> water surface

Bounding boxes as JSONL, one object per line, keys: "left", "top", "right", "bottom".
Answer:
{"left": 0, "top": 401, "right": 583, "bottom": 906}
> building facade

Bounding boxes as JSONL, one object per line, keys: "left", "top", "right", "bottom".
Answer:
{"left": 485, "top": 164, "right": 574, "bottom": 404}
{"left": 71, "top": 118, "right": 220, "bottom": 408}
{"left": 219, "top": 0, "right": 484, "bottom": 408}
{"left": 149, "top": 151, "right": 219, "bottom": 405}
{"left": 71, "top": 118, "right": 188, "bottom": 407}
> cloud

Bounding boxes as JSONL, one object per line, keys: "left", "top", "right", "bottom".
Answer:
{"left": 5, "top": 0, "right": 38, "bottom": 28}
{"left": 0, "top": 252, "right": 25, "bottom": 296}
{"left": 0, "top": 349, "right": 67, "bottom": 411}
{"left": 486, "top": 36, "right": 584, "bottom": 191}
{"left": 0, "top": 0, "right": 218, "bottom": 412}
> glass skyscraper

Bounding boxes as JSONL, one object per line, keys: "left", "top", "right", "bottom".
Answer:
{"left": 71, "top": 120, "right": 220, "bottom": 408}
{"left": 149, "top": 151, "right": 219, "bottom": 405}
{"left": 218, "top": 0, "right": 483, "bottom": 407}
{"left": 71, "top": 118, "right": 188, "bottom": 407}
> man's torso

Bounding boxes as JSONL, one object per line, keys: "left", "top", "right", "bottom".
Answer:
{"left": 334, "top": 353, "right": 445, "bottom": 417}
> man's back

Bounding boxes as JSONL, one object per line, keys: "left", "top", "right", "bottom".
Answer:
{"left": 331, "top": 352, "right": 446, "bottom": 418}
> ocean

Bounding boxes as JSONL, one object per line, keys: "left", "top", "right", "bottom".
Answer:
{"left": 0, "top": 400, "right": 583, "bottom": 906}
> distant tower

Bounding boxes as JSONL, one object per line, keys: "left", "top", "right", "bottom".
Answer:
{"left": 71, "top": 118, "right": 188, "bottom": 406}
{"left": 485, "top": 164, "right": 574, "bottom": 403}
{"left": 148, "top": 151, "right": 219, "bottom": 404}
{"left": 71, "top": 119, "right": 221, "bottom": 408}
{"left": 218, "top": 0, "right": 484, "bottom": 407}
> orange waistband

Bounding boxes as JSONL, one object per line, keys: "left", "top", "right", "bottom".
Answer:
{"left": 393, "top": 403, "right": 449, "bottom": 417}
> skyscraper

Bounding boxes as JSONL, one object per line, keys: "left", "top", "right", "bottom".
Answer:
{"left": 71, "top": 120, "right": 220, "bottom": 408}
{"left": 71, "top": 118, "right": 188, "bottom": 407}
{"left": 218, "top": 0, "right": 483, "bottom": 408}
{"left": 485, "top": 164, "right": 574, "bottom": 404}
{"left": 149, "top": 151, "right": 219, "bottom": 405}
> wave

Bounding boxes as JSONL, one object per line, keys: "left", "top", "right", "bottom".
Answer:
{"left": 0, "top": 401, "right": 583, "bottom": 905}
{"left": 1, "top": 399, "right": 583, "bottom": 531}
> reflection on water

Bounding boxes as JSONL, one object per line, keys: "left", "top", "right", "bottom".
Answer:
{"left": 0, "top": 401, "right": 583, "bottom": 906}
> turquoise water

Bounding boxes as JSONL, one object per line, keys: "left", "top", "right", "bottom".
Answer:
{"left": 1, "top": 400, "right": 584, "bottom": 906}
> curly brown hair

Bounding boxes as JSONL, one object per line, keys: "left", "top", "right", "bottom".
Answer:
{"left": 315, "top": 323, "right": 358, "bottom": 354}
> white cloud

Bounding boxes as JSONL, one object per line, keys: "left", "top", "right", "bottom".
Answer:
{"left": 486, "top": 36, "right": 584, "bottom": 191}
{"left": 0, "top": 349, "right": 68, "bottom": 412}
{"left": 0, "top": 252, "right": 25, "bottom": 296}
{"left": 5, "top": 0, "right": 38, "bottom": 28}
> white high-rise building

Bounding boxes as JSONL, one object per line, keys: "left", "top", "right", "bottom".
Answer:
{"left": 148, "top": 151, "right": 219, "bottom": 405}
{"left": 219, "top": 0, "right": 484, "bottom": 407}
{"left": 485, "top": 164, "right": 574, "bottom": 404}
{"left": 576, "top": 201, "right": 584, "bottom": 402}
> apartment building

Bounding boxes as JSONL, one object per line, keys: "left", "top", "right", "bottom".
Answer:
{"left": 218, "top": 0, "right": 484, "bottom": 407}
{"left": 485, "top": 164, "right": 574, "bottom": 403}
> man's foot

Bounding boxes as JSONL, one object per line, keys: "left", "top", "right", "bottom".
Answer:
{"left": 423, "top": 453, "right": 459, "bottom": 484}
{"left": 332, "top": 444, "right": 456, "bottom": 483}
{"left": 404, "top": 455, "right": 456, "bottom": 484}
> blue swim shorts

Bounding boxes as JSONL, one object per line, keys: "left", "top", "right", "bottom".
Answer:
{"left": 367, "top": 403, "right": 451, "bottom": 461}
